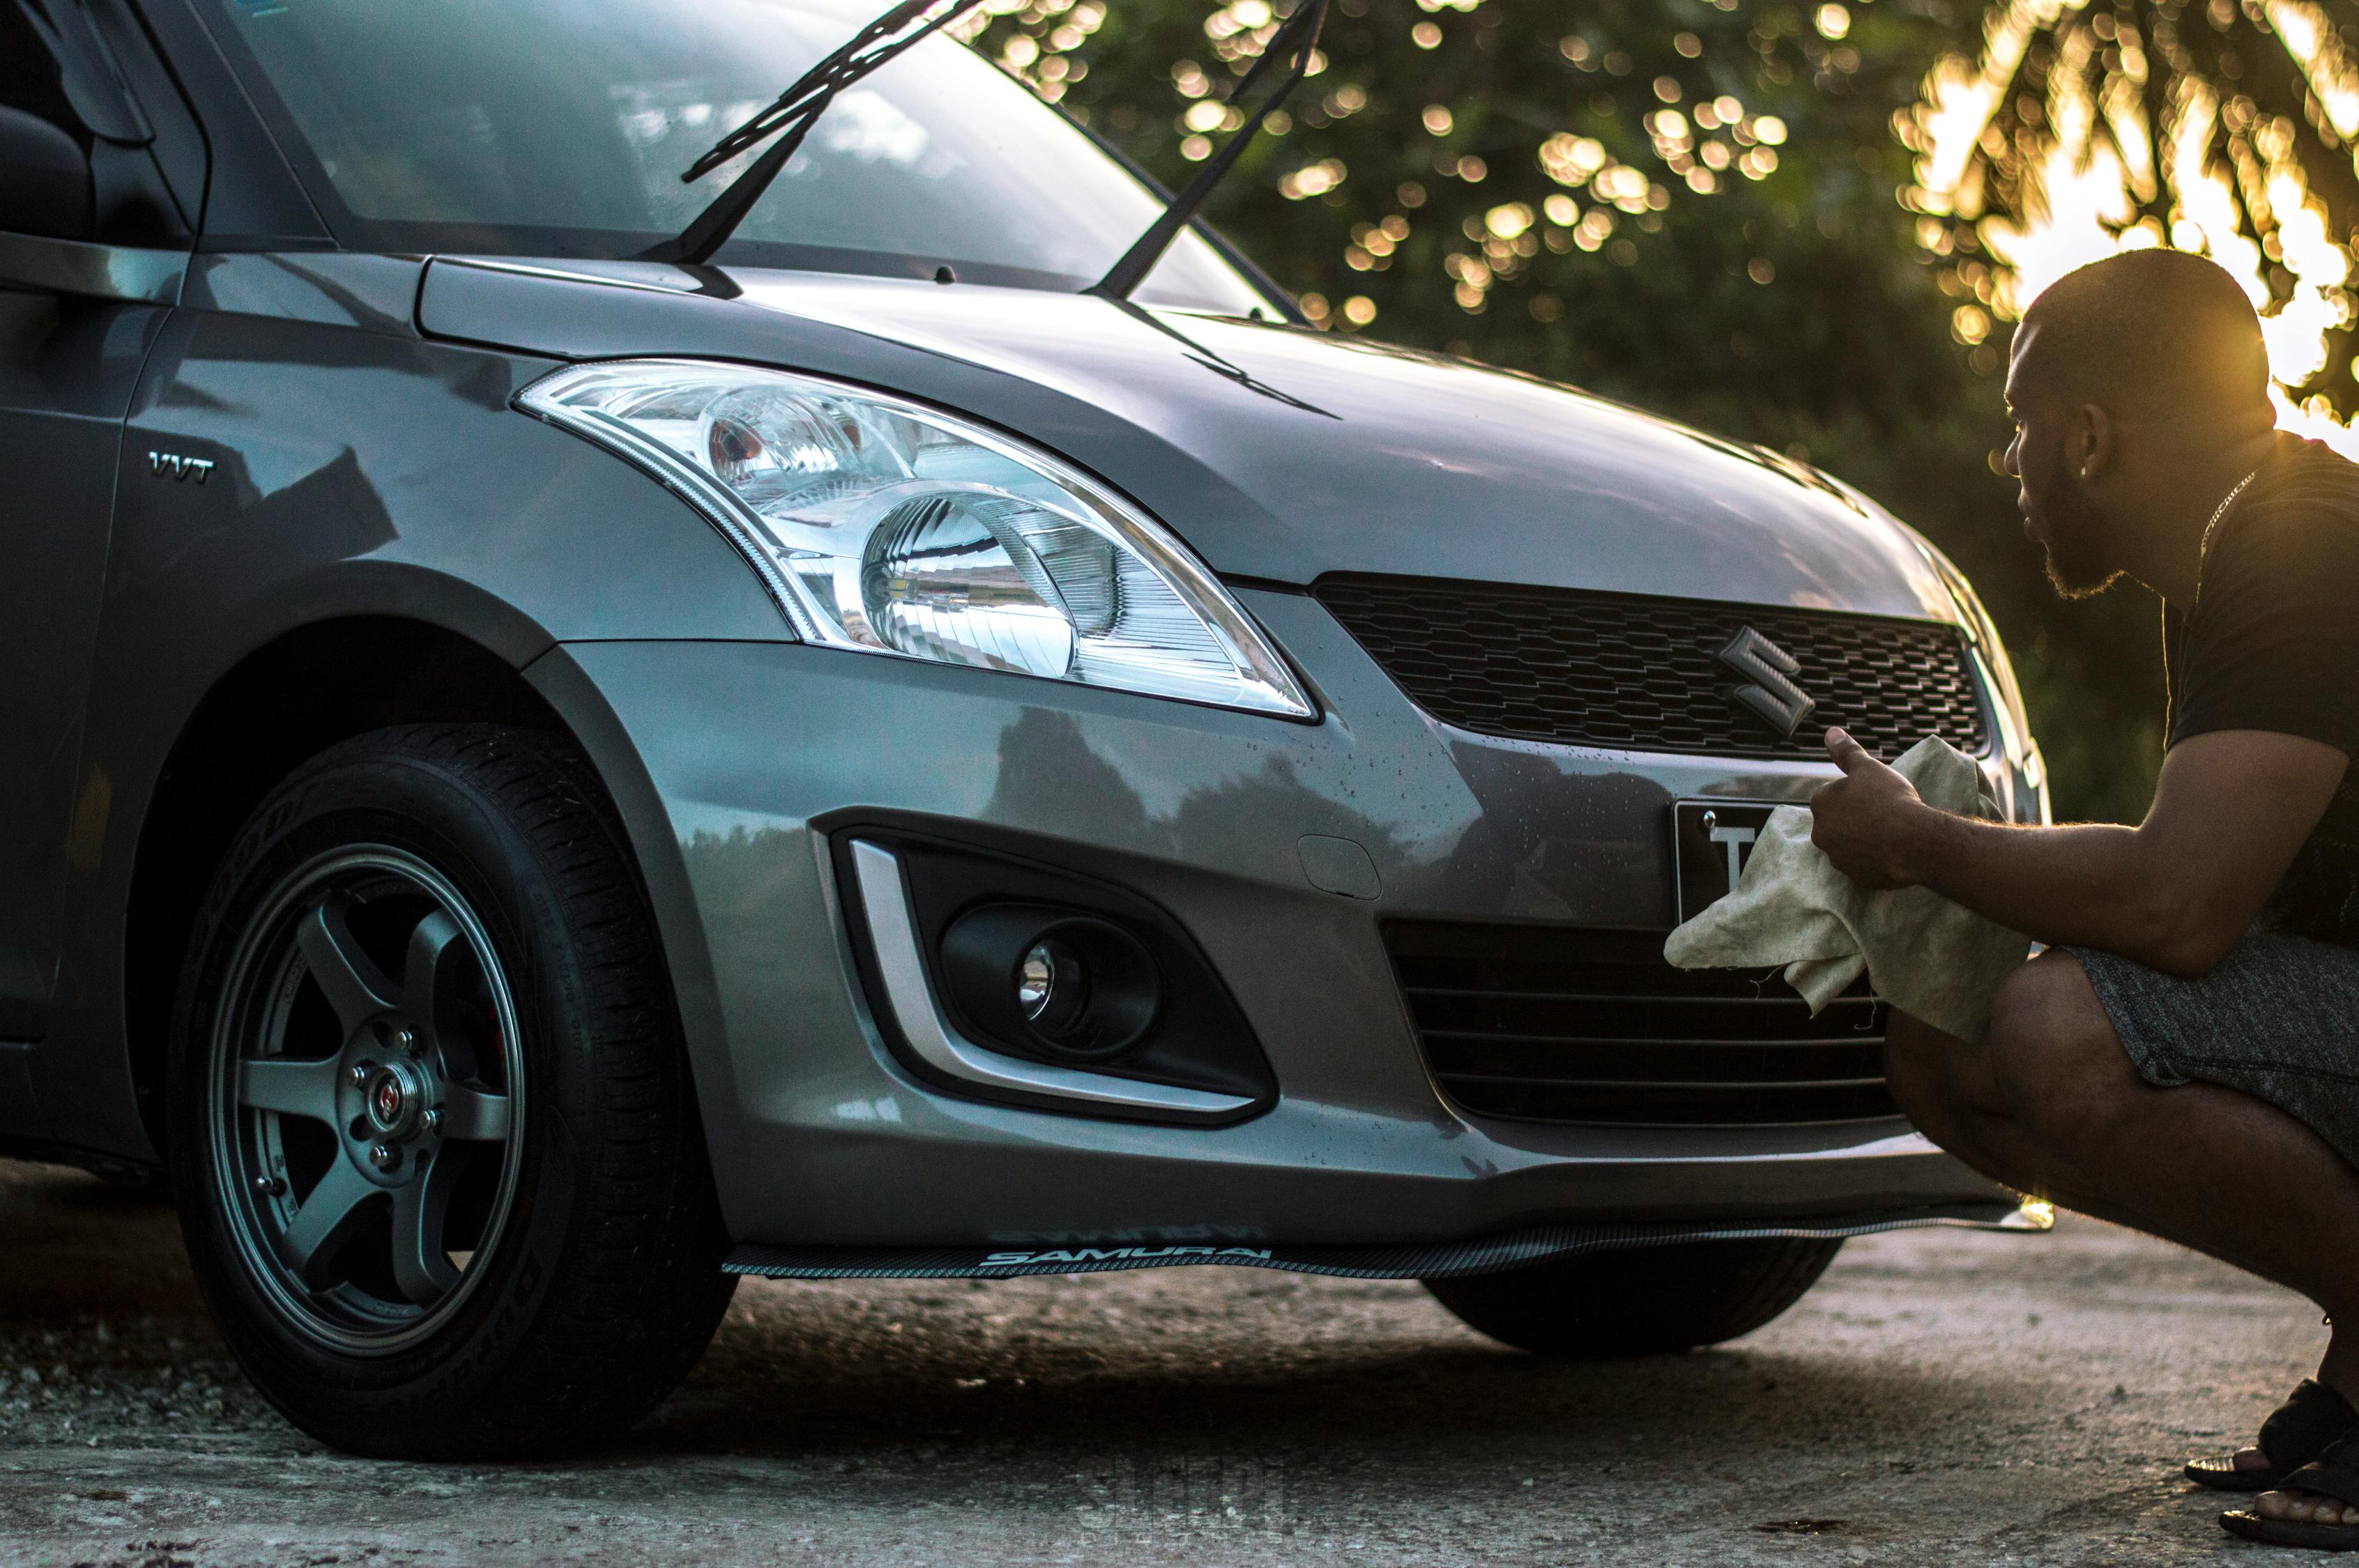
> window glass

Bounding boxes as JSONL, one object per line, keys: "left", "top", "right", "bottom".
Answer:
{"left": 0, "top": 7, "right": 75, "bottom": 130}
{"left": 201, "top": 0, "right": 1269, "bottom": 311}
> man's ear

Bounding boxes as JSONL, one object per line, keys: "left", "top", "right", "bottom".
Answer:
{"left": 2075, "top": 401, "right": 2118, "bottom": 481}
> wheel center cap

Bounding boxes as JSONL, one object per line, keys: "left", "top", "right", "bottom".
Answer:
{"left": 363, "top": 1059, "right": 428, "bottom": 1139}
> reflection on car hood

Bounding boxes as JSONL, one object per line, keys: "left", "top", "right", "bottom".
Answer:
{"left": 420, "top": 258, "right": 1958, "bottom": 622}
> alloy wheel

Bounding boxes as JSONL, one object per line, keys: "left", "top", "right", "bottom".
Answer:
{"left": 206, "top": 847, "right": 526, "bottom": 1355}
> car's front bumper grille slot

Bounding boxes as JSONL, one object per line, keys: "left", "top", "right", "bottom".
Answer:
{"left": 1313, "top": 574, "right": 1988, "bottom": 760}
{"left": 1386, "top": 922, "right": 1898, "bottom": 1128}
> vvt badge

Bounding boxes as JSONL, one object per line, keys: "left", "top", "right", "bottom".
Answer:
{"left": 1717, "top": 626, "right": 1817, "bottom": 740}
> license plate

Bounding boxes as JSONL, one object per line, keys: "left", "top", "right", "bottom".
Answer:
{"left": 1672, "top": 801, "right": 1785, "bottom": 924}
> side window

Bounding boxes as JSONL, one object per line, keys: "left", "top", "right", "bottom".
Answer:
{"left": 0, "top": 7, "right": 91, "bottom": 241}
{"left": 0, "top": 0, "right": 183, "bottom": 245}
{"left": 0, "top": 5, "right": 77, "bottom": 129}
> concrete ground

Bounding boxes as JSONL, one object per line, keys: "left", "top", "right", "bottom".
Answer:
{"left": 0, "top": 1159, "right": 2323, "bottom": 1567}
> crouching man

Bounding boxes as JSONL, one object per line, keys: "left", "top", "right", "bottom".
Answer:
{"left": 1808, "top": 247, "right": 2359, "bottom": 1551}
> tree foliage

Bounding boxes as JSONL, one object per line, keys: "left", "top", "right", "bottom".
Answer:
{"left": 1904, "top": 0, "right": 2359, "bottom": 435}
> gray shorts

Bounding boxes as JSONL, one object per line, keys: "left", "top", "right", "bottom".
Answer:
{"left": 2070, "top": 931, "right": 2359, "bottom": 1171}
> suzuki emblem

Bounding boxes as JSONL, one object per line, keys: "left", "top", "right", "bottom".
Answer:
{"left": 1717, "top": 626, "right": 1817, "bottom": 740}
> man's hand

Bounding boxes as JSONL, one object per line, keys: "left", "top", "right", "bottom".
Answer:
{"left": 1808, "top": 728, "right": 1932, "bottom": 889}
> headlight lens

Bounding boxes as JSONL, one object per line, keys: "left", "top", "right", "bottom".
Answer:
{"left": 518, "top": 360, "right": 1314, "bottom": 718}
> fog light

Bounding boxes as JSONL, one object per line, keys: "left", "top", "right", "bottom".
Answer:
{"left": 940, "top": 905, "right": 1156, "bottom": 1061}
{"left": 1016, "top": 937, "right": 1092, "bottom": 1038}
{"left": 839, "top": 831, "right": 1278, "bottom": 1121}
{"left": 1017, "top": 945, "right": 1056, "bottom": 1018}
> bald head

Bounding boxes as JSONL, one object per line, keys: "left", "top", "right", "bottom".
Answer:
{"left": 2001, "top": 249, "right": 2289, "bottom": 603}
{"left": 2014, "top": 249, "right": 2272, "bottom": 428}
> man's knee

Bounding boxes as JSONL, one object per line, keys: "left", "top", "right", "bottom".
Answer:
{"left": 1884, "top": 1010, "right": 1964, "bottom": 1118}
{"left": 1981, "top": 951, "right": 2140, "bottom": 1143}
{"left": 1882, "top": 1010, "right": 2006, "bottom": 1155}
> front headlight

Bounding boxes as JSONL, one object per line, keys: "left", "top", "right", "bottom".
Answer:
{"left": 517, "top": 360, "right": 1315, "bottom": 719}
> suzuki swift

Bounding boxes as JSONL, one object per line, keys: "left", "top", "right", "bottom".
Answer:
{"left": 0, "top": 0, "right": 2047, "bottom": 1456}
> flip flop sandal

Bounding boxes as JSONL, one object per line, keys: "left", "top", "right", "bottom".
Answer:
{"left": 2188, "top": 1378, "right": 2359, "bottom": 1492}
{"left": 2223, "top": 1429, "right": 2359, "bottom": 1550}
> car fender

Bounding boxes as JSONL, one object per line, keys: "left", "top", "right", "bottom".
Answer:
{"left": 35, "top": 265, "right": 797, "bottom": 1158}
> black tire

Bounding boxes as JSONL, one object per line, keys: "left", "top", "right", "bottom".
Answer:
{"left": 167, "top": 723, "right": 735, "bottom": 1459}
{"left": 1421, "top": 1236, "right": 1842, "bottom": 1357}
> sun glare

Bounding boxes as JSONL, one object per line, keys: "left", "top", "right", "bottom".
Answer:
{"left": 1904, "top": 0, "right": 2359, "bottom": 455}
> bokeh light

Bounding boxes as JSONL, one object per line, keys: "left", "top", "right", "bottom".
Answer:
{"left": 955, "top": 0, "right": 2359, "bottom": 404}
{"left": 1904, "top": 0, "right": 2359, "bottom": 453}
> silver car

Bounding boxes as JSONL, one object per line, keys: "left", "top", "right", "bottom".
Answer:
{"left": 0, "top": 0, "right": 2045, "bottom": 1456}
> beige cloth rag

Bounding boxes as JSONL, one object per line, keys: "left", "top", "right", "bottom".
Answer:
{"left": 1663, "top": 735, "right": 2031, "bottom": 1042}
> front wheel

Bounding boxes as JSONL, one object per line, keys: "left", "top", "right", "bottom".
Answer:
{"left": 1422, "top": 1236, "right": 1842, "bottom": 1358}
{"left": 169, "top": 724, "right": 734, "bottom": 1459}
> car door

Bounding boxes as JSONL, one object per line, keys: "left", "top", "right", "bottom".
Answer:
{"left": 0, "top": 0, "right": 194, "bottom": 1061}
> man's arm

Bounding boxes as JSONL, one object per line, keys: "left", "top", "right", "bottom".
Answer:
{"left": 1808, "top": 725, "right": 2348, "bottom": 976}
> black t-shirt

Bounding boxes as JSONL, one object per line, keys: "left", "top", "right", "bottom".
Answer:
{"left": 2165, "top": 433, "right": 2359, "bottom": 944}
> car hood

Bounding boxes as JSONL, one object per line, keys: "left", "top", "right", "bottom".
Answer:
{"left": 420, "top": 258, "right": 1958, "bottom": 622}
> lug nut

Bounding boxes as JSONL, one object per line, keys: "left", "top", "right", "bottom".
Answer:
{"left": 420, "top": 1108, "right": 442, "bottom": 1136}
{"left": 369, "top": 1142, "right": 399, "bottom": 1172}
{"left": 392, "top": 1026, "right": 418, "bottom": 1055}
{"left": 349, "top": 1063, "right": 373, "bottom": 1087}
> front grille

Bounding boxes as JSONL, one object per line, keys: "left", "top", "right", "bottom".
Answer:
{"left": 1387, "top": 921, "right": 1897, "bottom": 1128}
{"left": 1315, "top": 575, "right": 1987, "bottom": 760}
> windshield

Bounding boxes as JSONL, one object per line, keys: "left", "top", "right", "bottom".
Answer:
{"left": 197, "top": 0, "right": 1271, "bottom": 312}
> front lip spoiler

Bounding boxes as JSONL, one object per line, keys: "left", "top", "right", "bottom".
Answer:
{"left": 722, "top": 1199, "right": 2049, "bottom": 1281}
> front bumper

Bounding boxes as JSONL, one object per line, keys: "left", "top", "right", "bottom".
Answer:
{"left": 537, "top": 588, "right": 2024, "bottom": 1247}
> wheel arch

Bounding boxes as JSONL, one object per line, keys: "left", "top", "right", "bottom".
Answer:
{"left": 120, "top": 615, "right": 731, "bottom": 1170}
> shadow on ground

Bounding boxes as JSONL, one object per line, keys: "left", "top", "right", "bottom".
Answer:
{"left": 0, "top": 1158, "right": 2322, "bottom": 1566}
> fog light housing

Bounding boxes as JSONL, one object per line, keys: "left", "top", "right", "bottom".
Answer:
{"left": 832, "top": 828, "right": 1277, "bottom": 1123}
{"left": 942, "top": 905, "right": 1159, "bottom": 1062}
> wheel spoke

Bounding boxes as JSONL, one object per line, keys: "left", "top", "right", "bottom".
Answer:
{"left": 437, "top": 1084, "right": 512, "bottom": 1142}
{"left": 298, "top": 897, "right": 398, "bottom": 1033}
{"left": 275, "top": 1159, "right": 378, "bottom": 1285}
{"left": 402, "top": 911, "right": 466, "bottom": 1050}
{"left": 389, "top": 1153, "right": 461, "bottom": 1305}
{"left": 237, "top": 1056, "right": 344, "bottom": 1123}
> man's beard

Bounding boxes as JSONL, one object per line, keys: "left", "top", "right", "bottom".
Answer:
{"left": 2033, "top": 449, "right": 2123, "bottom": 599}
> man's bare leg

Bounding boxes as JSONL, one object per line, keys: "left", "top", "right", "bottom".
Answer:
{"left": 1884, "top": 951, "right": 2359, "bottom": 1523}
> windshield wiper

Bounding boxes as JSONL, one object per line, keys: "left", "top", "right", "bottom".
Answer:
{"left": 640, "top": 0, "right": 986, "bottom": 266}
{"left": 1087, "top": 0, "right": 1329, "bottom": 302}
